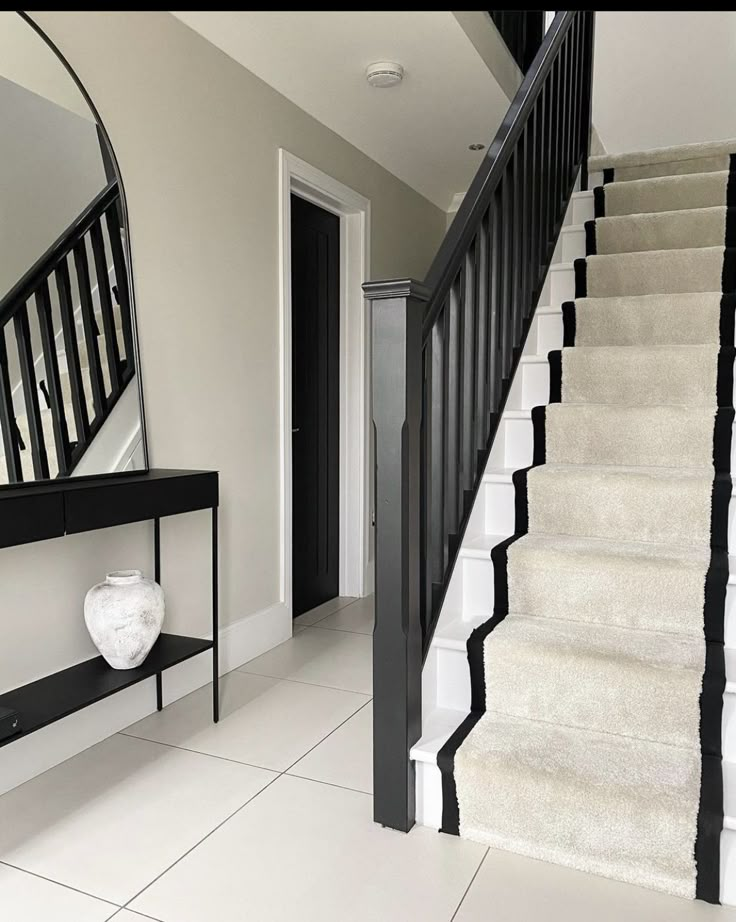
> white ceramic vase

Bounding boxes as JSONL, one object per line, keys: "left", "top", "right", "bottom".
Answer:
{"left": 84, "top": 570, "right": 165, "bottom": 670}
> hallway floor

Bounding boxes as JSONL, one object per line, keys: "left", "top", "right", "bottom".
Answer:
{"left": 0, "top": 595, "right": 733, "bottom": 921}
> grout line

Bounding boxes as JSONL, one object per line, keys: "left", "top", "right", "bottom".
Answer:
{"left": 121, "top": 772, "right": 283, "bottom": 911}
{"left": 308, "top": 623, "right": 373, "bottom": 637}
{"left": 108, "top": 907, "right": 164, "bottom": 922}
{"left": 282, "top": 698, "right": 373, "bottom": 774}
{"left": 116, "top": 732, "right": 282, "bottom": 774}
{"left": 122, "top": 697, "right": 374, "bottom": 911}
{"left": 450, "top": 847, "right": 489, "bottom": 922}
{"left": 0, "top": 860, "right": 121, "bottom": 910}
{"left": 285, "top": 771, "right": 371, "bottom": 798}
{"left": 234, "top": 666, "right": 371, "bottom": 696}
{"left": 294, "top": 597, "right": 359, "bottom": 628}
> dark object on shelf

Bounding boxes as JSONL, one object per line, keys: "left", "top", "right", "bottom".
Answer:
{"left": 0, "top": 469, "right": 220, "bottom": 749}
{"left": 0, "top": 706, "right": 21, "bottom": 743}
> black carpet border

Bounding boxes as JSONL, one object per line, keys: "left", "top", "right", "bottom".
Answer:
{"left": 562, "top": 301, "right": 576, "bottom": 346}
{"left": 593, "top": 186, "right": 606, "bottom": 218}
{"left": 696, "top": 337, "right": 733, "bottom": 903}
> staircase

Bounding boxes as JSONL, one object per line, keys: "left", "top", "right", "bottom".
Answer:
{"left": 365, "top": 8, "right": 735, "bottom": 909}
{"left": 414, "top": 145, "right": 736, "bottom": 904}
{"left": 0, "top": 180, "right": 136, "bottom": 485}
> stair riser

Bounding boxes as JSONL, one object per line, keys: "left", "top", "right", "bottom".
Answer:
{"left": 552, "top": 226, "right": 586, "bottom": 265}
{"left": 527, "top": 310, "right": 564, "bottom": 356}
{"left": 540, "top": 263, "right": 576, "bottom": 307}
{"left": 562, "top": 191, "right": 595, "bottom": 226}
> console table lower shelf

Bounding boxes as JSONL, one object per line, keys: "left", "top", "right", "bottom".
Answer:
{"left": 0, "top": 468, "right": 220, "bottom": 750}
{"left": 0, "top": 633, "right": 213, "bottom": 749}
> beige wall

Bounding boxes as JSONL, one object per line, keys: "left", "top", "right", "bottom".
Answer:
{"left": 593, "top": 12, "right": 736, "bottom": 154}
{"left": 0, "top": 11, "right": 444, "bottom": 699}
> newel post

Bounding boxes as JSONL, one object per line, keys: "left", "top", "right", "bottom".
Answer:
{"left": 363, "top": 278, "right": 429, "bottom": 832}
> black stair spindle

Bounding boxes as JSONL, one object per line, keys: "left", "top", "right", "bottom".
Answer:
{"left": 90, "top": 219, "right": 122, "bottom": 392}
{"left": 427, "top": 320, "right": 445, "bottom": 609}
{"left": 460, "top": 243, "right": 477, "bottom": 497}
{"left": 0, "top": 327, "right": 22, "bottom": 483}
{"left": 104, "top": 205, "right": 134, "bottom": 367}
{"left": 73, "top": 239, "right": 106, "bottom": 420}
{"left": 444, "top": 279, "right": 461, "bottom": 544}
{"left": 474, "top": 212, "right": 490, "bottom": 449}
{"left": 13, "top": 303, "right": 50, "bottom": 481}
{"left": 35, "top": 278, "right": 71, "bottom": 476}
{"left": 55, "top": 256, "right": 90, "bottom": 445}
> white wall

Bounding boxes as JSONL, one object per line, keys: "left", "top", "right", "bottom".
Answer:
{"left": 0, "top": 75, "right": 106, "bottom": 299}
{"left": 0, "top": 11, "right": 93, "bottom": 120}
{"left": 593, "top": 11, "right": 736, "bottom": 154}
{"left": 0, "top": 11, "right": 446, "bottom": 788}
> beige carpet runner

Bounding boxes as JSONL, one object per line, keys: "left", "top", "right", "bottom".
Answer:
{"left": 439, "top": 140, "right": 735, "bottom": 902}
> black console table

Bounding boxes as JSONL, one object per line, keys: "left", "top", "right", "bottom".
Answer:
{"left": 0, "top": 468, "right": 219, "bottom": 749}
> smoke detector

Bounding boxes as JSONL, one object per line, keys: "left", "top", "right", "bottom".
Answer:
{"left": 366, "top": 62, "right": 404, "bottom": 88}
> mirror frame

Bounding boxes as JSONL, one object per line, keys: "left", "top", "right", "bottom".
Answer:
{"left": 0, "top": 12, "right": 150, "bottom": 492}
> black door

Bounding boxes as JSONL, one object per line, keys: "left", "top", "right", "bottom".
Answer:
{"left": 291, "top": 194, "right": 340, "bottom": 617}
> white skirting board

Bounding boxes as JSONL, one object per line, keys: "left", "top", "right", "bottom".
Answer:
{"left": 0, "top": 601, "right": 291, "bottom": 796}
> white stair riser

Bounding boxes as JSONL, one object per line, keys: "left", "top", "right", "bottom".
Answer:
{"left": 416, "top": 759, "right": 444, "bottom": 830}
{"left": 506, "top": 359, "right": 549, "bottom": 410}
{"left": 540, "top": 263, "right": 576, "bottom": 307}
{"left": 527, "top": 310, "right": 564, "bottom": 356}
{"left": 553, "top": 226, "right": 586, "bottom": 265}
{"left": 563, "top": 192, "right": 595, "bottom": 226}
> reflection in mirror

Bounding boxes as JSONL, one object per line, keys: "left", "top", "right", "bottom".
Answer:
{"left": 0, "top": 12, "right": 147, "bottom": 487}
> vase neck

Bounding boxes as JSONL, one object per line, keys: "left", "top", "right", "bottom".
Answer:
{"left": 106, "top": 569, "right": 143, "bottom": 586}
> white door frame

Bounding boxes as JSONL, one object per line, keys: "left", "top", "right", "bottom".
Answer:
{"left": 278, "top": 149, "right": 371, "bottom": 615}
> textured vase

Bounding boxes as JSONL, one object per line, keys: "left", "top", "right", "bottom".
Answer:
{"left": 84, "top": 570, "right": 165, "bottom": 670}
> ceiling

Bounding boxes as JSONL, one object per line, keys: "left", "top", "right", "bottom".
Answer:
{"left": 171, "top": 11, "right": 514, "bottom": 210}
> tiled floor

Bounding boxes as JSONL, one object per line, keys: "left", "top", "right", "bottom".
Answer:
{"left": 1, "top": 594, "right": 734, "bottom": 920}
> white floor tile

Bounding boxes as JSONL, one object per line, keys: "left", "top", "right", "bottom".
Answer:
{"left": 289, "top": 702, "right": 372, "bottom": 793}
{"left": 0, "top": 734, "right": 275, "bottom": 905}
{"left": 124, "top": 671, "right": 369, "bottom": 771}
{"left": 315, "top": 595, "right": 374, "bottom": 635}
{"left": 294, "top": 596, "right": 357, "bottom": 626}
{"left": 0, "top": 863, "right": 117, "bottom": 922}
{"left": 238, "top": 626, "right": 372, "bottom": 694}
{"left": 132, "top": 774, "right": 485, "bottom": 922}
{"left": 454, "top": 846, "right": 734, "bottom": 921}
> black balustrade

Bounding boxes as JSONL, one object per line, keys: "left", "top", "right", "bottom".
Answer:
{"left": 365, "top": 10, "right": 596, "bottom": 832}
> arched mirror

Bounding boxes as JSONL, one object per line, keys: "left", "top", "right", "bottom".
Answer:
{"left": 0, "top": 12, "right": 147, "bottom": 488}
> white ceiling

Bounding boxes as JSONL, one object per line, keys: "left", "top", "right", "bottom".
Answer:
{"left": 171, "top": 11, "right": 514, "bottom": 210}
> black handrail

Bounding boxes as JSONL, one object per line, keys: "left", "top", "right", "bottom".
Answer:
{"left": 364, "top": 10, "right": 595, "bottom": 833}
{"left": 0, "top": 180, "right": 119, "bottom": 324}
{"left": 0, "top": 178, "right": 134, "bottom": 485}
{"left": 424, "top": 13, "right": 575, "bottom": 337}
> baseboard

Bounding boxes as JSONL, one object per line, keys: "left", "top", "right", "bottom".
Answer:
{"left": 0, "top": 601, "right": 291, "bottom": 796}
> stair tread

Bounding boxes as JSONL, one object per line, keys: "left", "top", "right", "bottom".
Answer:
{"left": 459, "top": 529, "right": 736, "bottom": 580}
{"left": 411, "top": 707, "right": 467, "bottom": 762}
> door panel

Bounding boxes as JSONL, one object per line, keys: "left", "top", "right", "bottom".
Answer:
{"left": 291, "top": 194, "right": 340, "bottom": 617}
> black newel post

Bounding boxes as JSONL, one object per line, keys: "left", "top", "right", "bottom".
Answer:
{"left": 363, "top": 278, "right": 429, "bottom": 832}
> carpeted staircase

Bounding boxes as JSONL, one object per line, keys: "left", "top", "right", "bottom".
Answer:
{"left": 439, "top": 139, "right": 736, "bottom": 902}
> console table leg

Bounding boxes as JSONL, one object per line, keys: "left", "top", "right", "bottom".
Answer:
{"left": 212, "top": 505, "right": 219, "bottom": 723}
{"left": 154, "top": 517, "right": 163, "bottom": 711}
{"left": 156, "top": 672, "right": 163, "bottom": 711}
